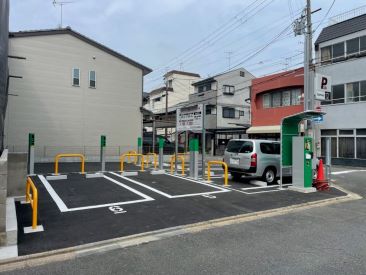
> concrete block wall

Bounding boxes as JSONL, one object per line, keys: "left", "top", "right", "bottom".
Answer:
{"left": 0, "top": 150, "right": 8, "bottom": 245}
{"left": 7, "top": 152, "right": 27, "bottom": 197}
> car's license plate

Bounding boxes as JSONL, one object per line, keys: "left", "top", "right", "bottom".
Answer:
{"left": 230, "top": 158, "right": 239, "bottom": 165}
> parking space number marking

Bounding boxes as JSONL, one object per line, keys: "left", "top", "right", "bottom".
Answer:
{"left": 109, "top": 206, "right": 127, "bottom": 214}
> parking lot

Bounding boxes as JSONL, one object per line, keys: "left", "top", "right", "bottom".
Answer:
{"left": 14, "top": 161, "right": 347, "bottom": 256}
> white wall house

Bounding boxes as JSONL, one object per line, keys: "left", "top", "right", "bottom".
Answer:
{"left": 6, "top": 28, "right": 151, "bottom": 161}
{"left": 144, "top": 70, "right": 200, "bottom": 114}
{"left": 189, "top": 68, "right": 255, "bottom": 154}
{"left": 315, "top": 13, "right": 366, "bottom": 166}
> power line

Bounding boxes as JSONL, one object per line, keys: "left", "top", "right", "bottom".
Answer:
{"left": 146, "top": 0, "right": 273, "bottom": 81}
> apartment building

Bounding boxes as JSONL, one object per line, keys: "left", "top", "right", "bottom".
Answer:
{"left": 189, "top": 68, "right": 255, "bottom": 155}
{"left": 315, "top": 13, "right": 366, "bottom": 166}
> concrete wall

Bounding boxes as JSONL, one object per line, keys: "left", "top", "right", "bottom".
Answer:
{"left": 7, "top": 152, "right": 27, "bottom": 197}
{"left": 6, "top": 33, "right": 144, "bottom": 160}
{"left": 0, "top": 150, "right": 7, "bottom": 244}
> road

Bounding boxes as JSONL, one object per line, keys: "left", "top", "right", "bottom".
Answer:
{"left": 3, "top": 166, "right": 366, "bottom": 275}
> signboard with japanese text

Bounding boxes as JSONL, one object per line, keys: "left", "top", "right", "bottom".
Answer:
{"left": 176, "top": 104, "right": 203, "bottom": 132}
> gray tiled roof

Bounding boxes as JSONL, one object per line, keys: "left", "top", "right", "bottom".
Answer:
{"left": 315, "top": 14, "right": 366, "bottom": 46}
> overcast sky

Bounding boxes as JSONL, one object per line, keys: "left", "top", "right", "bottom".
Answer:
{"left": 9, "top": 0, "right": 366, "bottom": 91}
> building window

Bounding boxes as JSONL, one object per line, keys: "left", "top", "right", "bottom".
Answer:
{"left": 239, "top": 110, "right": 245, "bottom": 116}
{"left": 206, "top": 105, "right": 216, "bottom": 115}
{"left": 89, "top": 70, "right": 96, "bottom": 88}
{"left": 332, "top": 84, "right": 345, "bottom": 104}
{"left": 339, "top": 137, "right": 355, "bottom": 158}
{"left": 240, "top": 71, "right": 245, "bottom": 77}
{"left": 263, "top": 94, "right": 271, "bottom": 108}
{"left": 360, "top": 81, "right": 366, "bottom": 101}
{"left": 222, "top": 107, "right": 235, "bottom": 118}
{"left": 291, "top": 89, "right": 301, "bottom": 105}
{"left": 346, "top": 37, "right": 360, "bottom": 57}
{"left": 272, "top": 92, "right": 282, "bottom": 107}
{"left": 262, "top": 88, "right": 301, "bottom": 108}
{"left": 360, "top": 36, "right": 366, "bottom": 53}
{"left": 168, "top": 79, "right": 173, "bottom": 88}
{"left": 332, "top": 42, "right": 345, "bottom": 62}
{"left": 198, "top": 83, "right": 211, "bottom": 93}
{"left": 153, "top": 97, "right": 161, "bottom": 102}
{"left": 282, "top": 90, "right": 291, "bottom": 106}
{"left": 357, "top": 138, "right": 366, "bottom": 159}
{"left": 346, "top": 82, "right": 359, "bottom": 102}
{"left": 72, "top": 68, "right": 80, "bottom": 86}
{"left": 223, "top": 85, "right": 235, "bottom": 95}
{"left": 321, "top": 46, "right": 332, "bottom": 63}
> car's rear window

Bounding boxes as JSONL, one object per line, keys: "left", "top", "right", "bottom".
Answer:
{"left": 226, "top": 140, "right": 253, "bottom": 153}
{"left": 260, "top": 143, "right": 280, "bottom": 154}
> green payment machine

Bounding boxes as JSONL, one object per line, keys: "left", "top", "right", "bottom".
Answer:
{"left": 292, "top": 136, "right": 315, "bottom": 191}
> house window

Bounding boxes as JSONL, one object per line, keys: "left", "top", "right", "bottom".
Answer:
{"left": 272, "top": 92, "right": 282, "bottom": 107}
{"left": 198, "top": 83, "right": 211, "bottom": 93}
{"left": 291, "top": 89, "right": 301, "bottom": 105}
{"left": 206, "top": 105, "right": 216, "bottom": 115}
{"left": 332, "top": 84, "right": 345, "bottom": 104}
{"left": 263, "top": 94, "right": 271, "bottom": 108}
{"left": 239, "top": 110, "right": 245, "bottom": 116}
{"left": 321, "top": 46, "right": 332, "bottom": 63}
{"left": 346, "top": 82, "right": 359, "bottom": 102}
{"left": 222, "top": 107, "right": 235, "bottom": 118}
{"left": 153, "top": 97, "right": 161, "bottom": 102}
{"left": 223, "top": 85, "right": 235, "bottom": 95}
{"left": 240, "top": 71, "right": 245, "bottom": 77}
{"left": 332, "top": 42, "right": 345, "bottom": 62}
{"left": 72, "top": 68, "right": 80, "bottom": 86}
{"left": 346, "top": 37, "right": 360, "bottom": 56}
{"left": 89, "top": 70, "right": 96, "bottom": 88}
{"left": 168, "top": 80, "right": 173, "bottom": 88}
{"left": 282, "top": 90, "right": 291, "bottom": 106}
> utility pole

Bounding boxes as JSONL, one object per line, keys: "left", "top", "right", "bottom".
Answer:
{"left": 293, "top": 0, "right": 314, "bottom": 133}
{"left": 165, "top": 80, "right": 169, "bottom": 138}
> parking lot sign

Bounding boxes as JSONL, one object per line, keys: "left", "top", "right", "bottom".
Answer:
{"left": 314, "top": 74, "right": 331, "bottom": 101}
{"left": 176, "top": 104, "right": 203, "bottom": 132}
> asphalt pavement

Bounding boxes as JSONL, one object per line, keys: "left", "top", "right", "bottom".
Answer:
{"left": 2, "top": 166, "right": 366, "bottom": 275}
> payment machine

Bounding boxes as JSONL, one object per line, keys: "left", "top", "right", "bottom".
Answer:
{"left": 292, "top": 136, "right": 314, "bottom": 189}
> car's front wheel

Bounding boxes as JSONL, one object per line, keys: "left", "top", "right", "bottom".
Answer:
{"left": 262, "top": 167, "right": 276, "bottom": 185}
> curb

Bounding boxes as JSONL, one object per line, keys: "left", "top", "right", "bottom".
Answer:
{"left": 0, "top": 185, "right": 361, "bottom": 272}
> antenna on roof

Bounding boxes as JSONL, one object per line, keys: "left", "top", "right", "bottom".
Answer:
{"left": 52, "top": 0, "right": 75, "bottom": 28}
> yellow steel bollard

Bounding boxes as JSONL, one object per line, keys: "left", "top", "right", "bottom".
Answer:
{"left": 170, "top": 155, "right": 185, "bottom": 176}
{"left": 207, "top": 160, "right": 228, "bottom": 186}
{"left": 54, "top": 153, "right": 85, "bottom": 175}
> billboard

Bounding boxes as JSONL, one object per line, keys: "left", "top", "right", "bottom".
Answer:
{"left": 176, "top": 104, "right": 203, "bottom": 132}
{"left": 314, "top": 74, "right": 331, "bottom": 101}
{"left": 0, "top": 0, "right": 9, "bottom": 153}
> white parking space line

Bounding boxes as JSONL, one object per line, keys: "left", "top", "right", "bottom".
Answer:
{"left": 241, "top": 184, "right": 292, "bottom": 190}
{"left": 38, "top": 175, "right": 68, "bottom": 212}
{"left": 110, "top": 172, "right": 230, "bottom": 198}
{"left": 331, "top": 170, "right": 366, "bottom": 175}
{"left": 38, "top": 175, "right": 154, "bottom": 213}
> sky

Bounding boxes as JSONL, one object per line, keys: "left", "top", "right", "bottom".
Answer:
{"left": 9, "top": 0, "right": 366, "bottom": 92}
